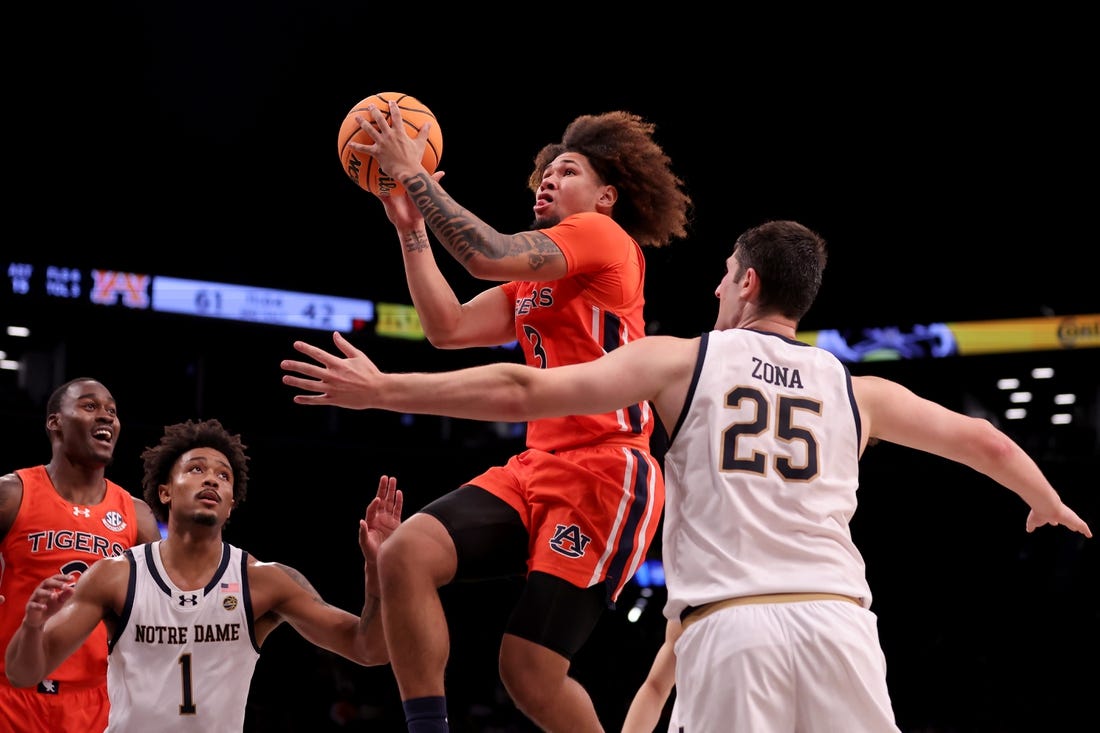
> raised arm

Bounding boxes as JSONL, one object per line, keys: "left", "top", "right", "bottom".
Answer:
{"left": 255, "top": 474, "right": 402, "bottom": 666}
{"left": 357, "top": 100, "right": 566, "bottom": 349}
{"left": 357, "top": 101, "right": 568, "bottom": 283}
{"left": 853, "top": 375, "right": 1092, "bottom": 538}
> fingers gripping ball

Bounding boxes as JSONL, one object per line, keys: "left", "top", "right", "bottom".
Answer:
{"left": 337, "top": 92, "right": 443, "bottom": 197}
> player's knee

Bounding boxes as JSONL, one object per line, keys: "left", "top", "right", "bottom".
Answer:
{"left": 498, "top": 636, "right": 567, "bottom": 711}
{"left": 499, "top": 654, "right": 549, "bottom": 710}
{"left": 377, "top": 514, "right": 456, "bottom": 591}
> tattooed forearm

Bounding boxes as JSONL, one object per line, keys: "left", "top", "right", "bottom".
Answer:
{"left": 511, "top": 231, "right": 562, "bottom": 271}
{"left": 360, "top": 594, "right": 380, "bottom": 628}
{"left": 401, "top": 229, "right": 430, "bottom": 254}
{"left": 403, "top": 171, "right": 559, "bottom": 270}
{"left": 276, "top": 563, "right": 324, "bottom": 603}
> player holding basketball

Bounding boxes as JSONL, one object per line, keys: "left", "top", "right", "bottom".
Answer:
{"left": 282, "top": 219, "right": 1092, "bottom": 731}
{"left": 0, "top": 377, "right": 161, "bottom": 732}
{"left": 5, "top": 419, "right": 401, "bottom": 732}
{"left": 288, "top": 104, "right": 692, "bottom": 732}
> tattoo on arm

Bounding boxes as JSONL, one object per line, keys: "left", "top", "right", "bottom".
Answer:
{"left": 360, "top": 594, "right": 379, "bottom": 628}
{"left": 402, "top": 172, "right": 561, "bottom": 271}
{"left": 276, "top": 563, "right": 325, "bottom": 604}
{"left": 401, "top": 229, "right": 430, "bottom": 254}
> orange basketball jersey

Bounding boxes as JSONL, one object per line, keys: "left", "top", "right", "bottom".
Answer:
{"left": 0, "top": 465, "right": 141, "bottom": 687}
{"left": 500, "top": 211, "right": 654, "bottom": 453}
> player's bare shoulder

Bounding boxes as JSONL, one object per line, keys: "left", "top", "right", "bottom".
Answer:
{"left": 245, "top": 558, "right": 323, "bottom": 610}
{"left": 76, "top": 552, "right": 134, "bottom": 611}
{"left": 0, "top": 470, "right": 25, "bottom": 537}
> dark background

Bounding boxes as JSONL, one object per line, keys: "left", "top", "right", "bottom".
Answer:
{"left": 3, "top": 4, "right": 1098, "bottom": 731}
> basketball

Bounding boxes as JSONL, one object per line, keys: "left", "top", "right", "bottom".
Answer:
{"left": 337, "top": 92, "right": 443, "bottom": 197}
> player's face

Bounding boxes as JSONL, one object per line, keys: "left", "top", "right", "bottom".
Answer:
{"left": 531, "top": 153, "right": 612, "bottom": 227}
{"left": 50, "top": 380, "right": 119, "bottom": 467}
{"left": 162, "top": 447, "right": 235, "bottom": 528}
{"left": 714, "top": 253, "right": 745, "bottom": 330}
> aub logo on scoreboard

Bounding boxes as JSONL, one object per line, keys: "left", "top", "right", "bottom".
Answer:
{"left": 90, "top": 269, "right": 151, "bottom": 309}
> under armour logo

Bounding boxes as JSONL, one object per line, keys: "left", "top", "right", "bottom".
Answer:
{"left": 178, "top": 594, "right": 199, "bottom": 606}
{"left": 549, "top": 524, "right": 591, "bottom": 559}
{"left": 72, "top": 506, "right": 91, "bottom": 518}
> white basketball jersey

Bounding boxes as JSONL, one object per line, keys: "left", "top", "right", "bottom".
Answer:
{"left": 107, "top": 541, "right": 260, "bottom": 732}
{"left": 662, "top": 329, "right": 873, "bottom": 621}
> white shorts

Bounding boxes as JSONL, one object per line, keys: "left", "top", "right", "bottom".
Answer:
{"left": 674, "top": 599, "right": 900, "bottom": 732}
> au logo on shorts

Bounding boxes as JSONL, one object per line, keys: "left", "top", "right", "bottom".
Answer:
{"left": 549, "top": 524, "right": 591, "bottom": 558}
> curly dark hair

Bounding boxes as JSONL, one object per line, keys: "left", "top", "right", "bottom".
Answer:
{"left": 528, "top": 111, "right": 692, "bottom": 248}
{"left": 141, "top": 418, "right": 250, "bottom": 523}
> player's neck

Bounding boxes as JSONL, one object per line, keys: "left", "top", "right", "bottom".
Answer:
{"left": 737, "top": 314, "right": 798, "bottom": 339}
{"left": 44, "top": 460, "right": 107, "bottom": 504}
{"left": 158, "top": 533, "right": 226, "bottom": 590}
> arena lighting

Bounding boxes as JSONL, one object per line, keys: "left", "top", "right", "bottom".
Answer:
{"left": 1006, "top": 408, "right": 1028, "bottom": 420}
{"left": 627, "top": 587, "right": 653, "bottom": 624}
{"left": 6, "top": 326, "right": 29, "bottom": 337}
{"left": 998, "top": 378, "right": 1021, "bottom": 390}
{"left": 1032, "top": 367, "right": 1055, "bottom": 379}
{"left": 1009, "top": 392, "right": 1033, "bottom": 403}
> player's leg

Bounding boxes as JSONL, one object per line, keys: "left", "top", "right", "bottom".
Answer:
{"left": 792, "top": 601, "right": 901, "bottom": 732}
{"left": 499, "top": 571, "right": 608, "bottom": 732}
{"left": 379, "top": 482, "right": 528, "bottom": 732}
{"left": 675, "top": 604, "right": 795, "bottom": 731}
{"left": 378, "top": 511, "right": 457, "bottom": 704}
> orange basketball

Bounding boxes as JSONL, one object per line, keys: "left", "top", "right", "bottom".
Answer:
{"left": 337, "top": 92, "right": 443, "bottom": 197}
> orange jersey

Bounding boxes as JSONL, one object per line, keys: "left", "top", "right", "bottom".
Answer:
{"left": 0, "top": 466, "right": 141, "bottom": 688}
{"left": 500, "top": 211, "right": 653, "bottom": 452}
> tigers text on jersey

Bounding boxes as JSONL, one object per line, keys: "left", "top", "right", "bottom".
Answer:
{"left": 500, "top": 211, "right": 653, "bottom": 453}
{"left": 0, "top": 465, "right": 140, "bottom": 688}
{"left": 662, "top": 329, "right": 873, "bottom": 621}
{"left": 106, "top": 541, "right": 259, "bottom": 732}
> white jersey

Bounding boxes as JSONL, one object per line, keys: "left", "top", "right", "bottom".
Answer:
{"left": 106, "top": 541, "right": 260, "bottom": 732}
{"left": 662, "top": 328, "right": 873, "bottom": 620}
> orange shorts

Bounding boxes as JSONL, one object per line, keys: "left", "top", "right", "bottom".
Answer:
{"left": 469, "top": 445, "right": 664, "bottom": 602}
{"left": 0, "top": 682, "right": 109, "bottom": 732}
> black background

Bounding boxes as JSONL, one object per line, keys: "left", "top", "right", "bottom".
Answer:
{"left": 4, "top": 4, "right": 1098, "bottom": 731}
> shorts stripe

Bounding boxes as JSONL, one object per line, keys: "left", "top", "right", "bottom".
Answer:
{"left": 589, "top": 447, "right": 659, "bottom": 600}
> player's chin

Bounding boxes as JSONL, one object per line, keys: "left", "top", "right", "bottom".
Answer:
{"left": 192, "top": 510, "right": 220, "bottom": 528}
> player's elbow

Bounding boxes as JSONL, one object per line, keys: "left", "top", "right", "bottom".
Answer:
{"left": 960, "top": 416, "right": 1019, "bottom": 469}
{"left": 351, "top": 639, "right": 390, "bottom": 667}
{"left": 462, "top": 259, "right": 497, "bottom": 281}
{"left": 5, "top": 666, "right": 41, "bottom": 689}
{"left": 422, "top": 330, "right": 467, "bottom": 350}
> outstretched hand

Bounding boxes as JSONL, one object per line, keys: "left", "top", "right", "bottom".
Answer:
{"left": 360, "top": 475, "right": 403, "bottom": 597}
{"left": 1026, "top": 503, "right": 1093, "bottom": 538}
{"left": 22, "top": 574, "right": 77, "bottom": 628}
{"left": 361, "top": 475, "right": 403, "bottom": 560}
{"left": 281, "top": 331, "right": 384, "bottom": 409}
